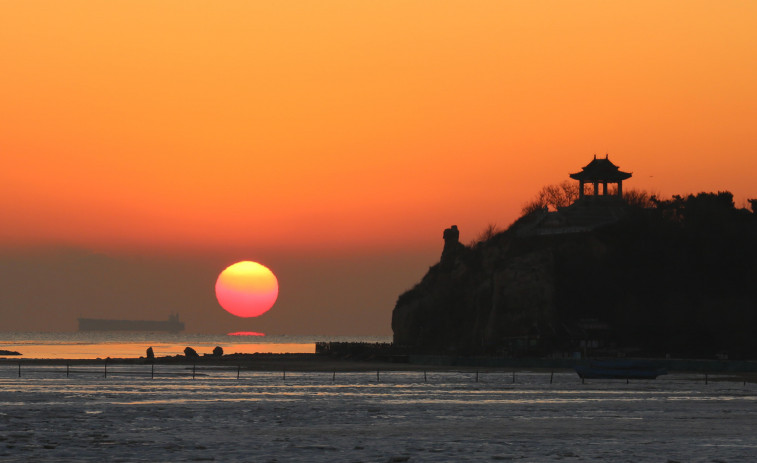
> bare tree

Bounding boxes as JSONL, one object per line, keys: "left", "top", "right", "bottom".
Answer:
{"left": 470, "top": 223, "right": 502, "bottom": 246}
{"left": 521, "top": 200, "right": 547, "bottom": 216}
{"left": 521, "top": 181, "right": 579, "bottom": 214}
{"left": 623, "top": 189, "right": 656, "bottom": 208}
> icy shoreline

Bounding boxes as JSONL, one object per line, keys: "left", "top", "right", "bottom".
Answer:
{"left": 2, "top": 367, "right": 757, "bottom": 462}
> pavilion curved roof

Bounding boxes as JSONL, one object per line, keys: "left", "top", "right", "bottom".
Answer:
{"left": 569, "top": 156, "right": 632, "bottom": 182}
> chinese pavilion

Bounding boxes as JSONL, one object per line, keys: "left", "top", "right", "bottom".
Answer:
{"left": 570, "top": 155, "right": 632, "bottom": 199}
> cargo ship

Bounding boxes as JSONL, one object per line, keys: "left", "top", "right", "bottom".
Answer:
{"left": 78, "top": 313, "right": 185, "bottom": 333}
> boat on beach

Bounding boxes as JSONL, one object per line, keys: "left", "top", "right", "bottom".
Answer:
{"left": 78, "top": 314, "right": 185, "bottom": 333}
{"left": 575, "top": 359, "right": 668, "bottom": 379}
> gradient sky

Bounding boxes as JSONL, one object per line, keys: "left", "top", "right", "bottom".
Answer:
{"left": 1, "top": 1, "right": 756, "bottom": 334}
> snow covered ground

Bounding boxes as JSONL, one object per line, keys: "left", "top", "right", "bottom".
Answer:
{"left": 1, "top": 366, "right": 756, "bottom": 462}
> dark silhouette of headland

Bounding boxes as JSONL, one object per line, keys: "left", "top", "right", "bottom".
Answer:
{"left": 393, "top": 156, "right": 757, "bottom": 359}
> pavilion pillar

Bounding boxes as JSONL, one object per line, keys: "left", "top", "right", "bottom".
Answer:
{"left": 602, "top": 182, "right": 608, "bottom": 195}
{"left": 579, "top": 181, "right": 584, "bottom": 199}
{"left": 617, "top": 181, "right": 623, "bottom": 197}
{"left": 593, "top": 182, "right": 599, "bottom": 196}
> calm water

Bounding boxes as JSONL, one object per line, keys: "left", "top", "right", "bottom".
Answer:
{"left": 0, "top": 332, "right": 391, "bottom": 359}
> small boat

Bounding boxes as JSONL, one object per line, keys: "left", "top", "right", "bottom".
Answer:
{"left": 575, "top": 359, "right": 667, "bottom": 380}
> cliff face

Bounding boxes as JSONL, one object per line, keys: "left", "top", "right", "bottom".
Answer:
{"left": 392, "top": 230, "right": 598, "bottom": 355}
{"left": 392, "top": 194, "right": 757, "bottom": 358}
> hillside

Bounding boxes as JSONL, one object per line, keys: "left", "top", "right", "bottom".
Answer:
{"left": 391, "top": 192, "right": 757, "bottom": 358}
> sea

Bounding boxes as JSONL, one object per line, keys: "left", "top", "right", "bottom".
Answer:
{"left": 0, "top": 332, "right": 391, "bottom": 359}
{"left": 2, "top": 333, "right": 757, "bottom": 462}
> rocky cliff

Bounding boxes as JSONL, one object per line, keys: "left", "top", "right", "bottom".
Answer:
{"left": 392, "top": 193, "right": 757, "bottom": 358}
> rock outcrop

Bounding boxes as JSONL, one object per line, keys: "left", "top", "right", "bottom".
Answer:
{"left": 393, "top": 225, "right": 568, "bottom": 355}
{"left": 441, "top": 225, "right": 463, "bottom": 266}
{"left": 392, "top": 193, "right": 757, "bottom": 358}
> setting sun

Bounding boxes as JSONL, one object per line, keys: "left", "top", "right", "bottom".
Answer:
{"left": 215, "top": 261, "right": 279, "bottom": 318}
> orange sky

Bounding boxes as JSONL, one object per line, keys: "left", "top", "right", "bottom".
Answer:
{"left": 1, "top": 2, "right": 756, "bottom": 334}
{"left": 2, "top": 1, "right": 755, "bottom": 256}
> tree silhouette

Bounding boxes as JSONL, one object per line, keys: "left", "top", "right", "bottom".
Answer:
{"left": 522, "top": 181, "right": 579, "bottom": 214}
